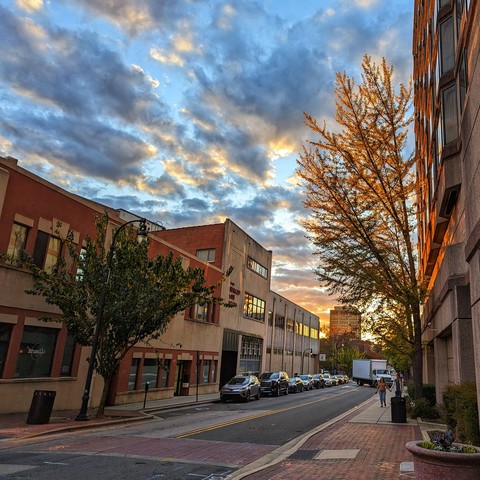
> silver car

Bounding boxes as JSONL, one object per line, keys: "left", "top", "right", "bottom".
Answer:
{"left": 220, "top": 375, "right": 261, "bottom": 403}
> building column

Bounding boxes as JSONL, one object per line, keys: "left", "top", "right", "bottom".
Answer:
{"left": 433, "top": 336, "right": 449, "bottom": 405}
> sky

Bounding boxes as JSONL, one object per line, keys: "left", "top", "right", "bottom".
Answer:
{"left": 0, "top": 0, "right": 414, "bottom": 326}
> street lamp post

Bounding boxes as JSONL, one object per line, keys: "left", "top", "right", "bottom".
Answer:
{"left": 75, "top": 218, "right": 149, "bottom": 421}
{"left": 301, "top": 348, "right": 313, "bottom": 374}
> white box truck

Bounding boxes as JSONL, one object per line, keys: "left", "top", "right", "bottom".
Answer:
{"left": 352, "top": 359, "right": 393, "bottom": 387}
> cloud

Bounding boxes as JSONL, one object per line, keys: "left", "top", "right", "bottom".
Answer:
{"left": 0, "top": 0, "right": 413, "bottom": 318}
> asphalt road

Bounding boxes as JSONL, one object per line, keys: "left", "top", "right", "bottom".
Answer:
{"left": 0, "top": 383, "right": 375, "bottom": 480}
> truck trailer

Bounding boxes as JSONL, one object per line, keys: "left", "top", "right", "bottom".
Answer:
{"left": 352, "top": 359, "right": 393, "bottom": 387}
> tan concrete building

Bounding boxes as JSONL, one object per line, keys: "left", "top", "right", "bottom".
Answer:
{"left": 413, "top": 0, "right": 479, "bottom": 411}
{"left": 265, "top": 292, "right": 320, "bottom": 375}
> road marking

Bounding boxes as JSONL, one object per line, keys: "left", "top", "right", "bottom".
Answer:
{"left": 175, "top": 389, "right": 353, "bottom": 438}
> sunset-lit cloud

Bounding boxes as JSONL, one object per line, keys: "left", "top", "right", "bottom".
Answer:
{"left": 0, "top": 0, "right": 414, "bottom": 318}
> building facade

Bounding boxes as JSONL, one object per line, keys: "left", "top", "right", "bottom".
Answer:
{"left": 0, "top": 156, "right": 320, "bottom": 413}
{"left": 0, "top": 156, "right": 225, "bottom": 412}
{"left": 153, "top": 220, "right": 273, "bottom": 387}
{"left": 413, "top": 0, "right": 480, "bottom": 413}
{"left": 266, "top": 292, "right": 320, "bottom": 375}
{"left": 329, "top": 306, "right": 361, "bottom": 339}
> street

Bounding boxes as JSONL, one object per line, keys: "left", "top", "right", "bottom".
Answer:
{"left": 0, "top": 383, "right": 374, "bottom": 479}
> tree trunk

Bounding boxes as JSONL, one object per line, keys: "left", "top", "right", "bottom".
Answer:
{"left": 412, "top": 306, "right": 423, "bottom": 400}
{"left": 95, "top": 375, "right": 112, "bottom": 418}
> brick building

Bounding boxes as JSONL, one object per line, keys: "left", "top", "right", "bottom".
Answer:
{"left": 329, "top": 306, "right": 361, "bottom": 339}
{"left": 0, "top": 156, "right": 225, "bottom": 412}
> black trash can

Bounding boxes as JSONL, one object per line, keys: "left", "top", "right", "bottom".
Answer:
{"left": 26, "top": 390, "right": 56, "bottom": 425}
{"left": 391, "top": 396, "right": 407, "bottom": 423}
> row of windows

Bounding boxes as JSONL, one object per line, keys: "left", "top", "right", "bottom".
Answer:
{"left": 0, "top": 323, "right": 75, "bottom": 379}
{"left": 243, "top": 292, "right": 266, "bottom": 321}
{"left": 247, "top": 256, "right": 268, "bottom": 279}
{"left": 415, "top": 0, "right": 470, "bottom": 253}
{"left": 267, "top": 347, "right": 315, "bottom": 357}
{"left": 6, "top": 223, "right": 63, "bottom": 273}
{"left": 128, "top": 357, "right": 217, "bottom": 391}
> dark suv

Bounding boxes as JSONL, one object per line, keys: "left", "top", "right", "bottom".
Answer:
{"left": 259, "top": 371, "right": 289, "bottom": 396}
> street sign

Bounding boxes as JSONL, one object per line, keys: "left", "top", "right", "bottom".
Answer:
{"left": 319, "top": 354, "right": 326, "bottom": 361}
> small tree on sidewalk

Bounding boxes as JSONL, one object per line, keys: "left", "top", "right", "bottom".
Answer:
{"left": 297, "top": 55, "right": 427, "bottom": 399}
{"left": 26, "top": 213, "right": 232, "bottom": 417}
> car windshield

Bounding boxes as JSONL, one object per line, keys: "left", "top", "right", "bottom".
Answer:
{"left": 260, "top": 372, "right": 278, "bottom": 380}
{"left": 228, "top": 377, "right": 247, "bottom": 385}
{"left": 298, "top": 375, "right": 308, "bottom": 380}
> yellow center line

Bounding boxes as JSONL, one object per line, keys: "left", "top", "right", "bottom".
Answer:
{"left": 175, "top": 389, "right": 352, "bottom": 438}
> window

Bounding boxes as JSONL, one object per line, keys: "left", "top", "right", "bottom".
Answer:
{"left": 247, "top": 257, "right": 268, "bottom": 279}
{"left": 44, "top": 237, "right": 62, "bottom": 273}
{"left": 275, "top": 314, "right": 285, "bottom": 329}
{"left": 15, "top": 326, "right": 57, "bottom": 378}
{"left": 310, "top": 328, "right": 319, "bottom": 340}
{"left": 194, "top": 303, "right": 209, "bottom": 321}
{"left": 196, "top": 248, "right": 215, "bottom": 262}
{"left": 439, "top": 17, "right": 455, "bottom": 74}
{"left": 459, "top": 50, "right": 467, "bottom": 113}
{"left": 442, "top": 84, "right": 458, "bottom": 144}
{"left": 211, "top": 360, "right": 217, "bottom": 383}
{"left": 303, "top": 325, "right": 310, "bottom": 337}
{"left": 0, "top": 323, "right": 12, "bottom": 377}
{"left": 160, "top": 359, "right": 170, "bottom": 387}
{"left": 32, "top": 232, "right": 62, "bottom": 272}
{"left": 142, "top": 358, "right": 158, "bottom": 389}
{"left": 61, "top": 332, "right": 76, "bottom": 376}
{"left": 128, "top": 358, "right": 140, "bottom": 391}
{"left": 202, "top": 360, "right": 211, "bottom": 383}
{"left": 286, "top": 319, "right": 294, "bottom": 332}
{"left": 76, "top": 248, "right": 87, "bottom": 281}
{"left": 6, "top": 223, "right": 28, "bottom": 265}
{"left": 268, "top": 311, "right": 273, "bottom": 326}
{"left": 243, "top": 293, "right": 265, "bottom": 321}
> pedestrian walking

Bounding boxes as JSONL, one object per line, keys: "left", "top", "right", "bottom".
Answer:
{"left": 391, "top": 372, "right": 404, "bottom": 398}
{"left": 376, "top": 377, "right": 387, "bottom": 407}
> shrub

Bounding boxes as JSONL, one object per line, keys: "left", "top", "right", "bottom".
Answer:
{"left": 442, "top": 382, "right": 480, "bottom": 446}
{"left": 410, "top": 397, "right": 440, "bottom": 420}
{"left": 407, "top": 383, "right": 436, "bottom": 405}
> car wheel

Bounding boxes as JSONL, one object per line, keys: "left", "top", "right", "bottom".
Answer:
{"left": 243, "top": 390, "right": 250, "bottom": 402}
{"left": 220, "top": 397, "right": 227, "bottom": 403}
{"left": 274, "top": 387, "right": 280, "bottom": 397}
{"left": 255, "top": 391, "right": 261, "bottom": 400}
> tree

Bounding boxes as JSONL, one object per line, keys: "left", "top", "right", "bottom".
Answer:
{"left": 27, "top": 214, "right": 232, "bottom": 416}
{"left": 296, "top": 55, "right": 426, "bottom": 399}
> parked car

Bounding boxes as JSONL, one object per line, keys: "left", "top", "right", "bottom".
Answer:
{"left": 343, "top": 375, "right": 350, "bottom": 384}
{"left": 334, "top": 375, "right": 344, "bottom": 385}
{"left": 312, "top": 373, "right": 325, "bottom": 388}
{"left": 288, "top": 376, "right": 304, "bottom": 393}
{"left": 330, "top": 375, "right": 339, "bottom": 386}
{"left": 297, "top": 374, "right": 314, "bottom": 390}
{"left": 259, "top": 371, "right": 289, "bottom": 396}
{"left": 220, "top": 375, "right": 261, "bottom": 403}
{"left": 322, "top": 372, "right": 333, "bottom": 387}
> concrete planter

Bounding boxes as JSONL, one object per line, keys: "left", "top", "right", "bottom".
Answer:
{"left": 405, "top": 441, "right": 480, "bottom": 480}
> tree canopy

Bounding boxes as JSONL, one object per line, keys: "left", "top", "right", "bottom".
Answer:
{"left": 27, "top": 213, "right": 232, "bottom": 415}
{"left": 297, "top": 55, "right": 426, "bottom": 398}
